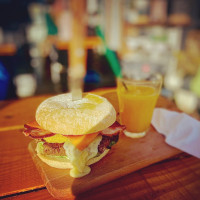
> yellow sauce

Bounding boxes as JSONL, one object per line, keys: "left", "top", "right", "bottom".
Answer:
{"left": 63, "top": 135, "right": 102, "bottom": 178}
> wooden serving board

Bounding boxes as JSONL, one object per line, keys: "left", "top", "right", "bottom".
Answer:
{"left": 28, "top": 90, "right": 181, "bottom": 199}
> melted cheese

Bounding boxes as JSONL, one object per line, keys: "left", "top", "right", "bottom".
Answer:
{"left": 67, "top": 133, "right": 99, "bottom": 150}
{"left": 44, "top": 134, "right": 69, "bottom": 143}
{"left": 44, "top": 132, "right": 99, "bottom": 150}
{"left": 63, "top": 135, "right": 102, "bottom": 178}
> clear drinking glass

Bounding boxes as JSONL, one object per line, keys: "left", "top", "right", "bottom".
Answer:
{"left": 117, "top": 74, "right": 162, "bottom": 138}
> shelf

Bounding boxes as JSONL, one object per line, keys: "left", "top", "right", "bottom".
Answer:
{"left": 47, "top": 36, "right": 102, "bottom": 50}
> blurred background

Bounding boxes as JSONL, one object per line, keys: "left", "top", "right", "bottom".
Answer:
{"left": 0, "top": 0, "right": 200, "bottom": 115}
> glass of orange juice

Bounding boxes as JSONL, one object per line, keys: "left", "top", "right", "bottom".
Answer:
{"left": 117, "top": 74, "right": 162, "bottom": 138}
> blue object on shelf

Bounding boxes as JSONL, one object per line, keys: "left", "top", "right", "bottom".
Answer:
{"left": 84, "top": 69, "right": 101, "bottom": 83}
{"left": 0, "top": 61, "right": 10, "bottom": 100}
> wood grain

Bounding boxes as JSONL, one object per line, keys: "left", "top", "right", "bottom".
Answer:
{"left": 0, "top": 130, "right": 44, "bottom": 197}
{"left": 6, "top": 155, "right": 200, "bottom": 200}
{"left": 0, "top": 96, "right": 51, "bottom": 197}
{"left": 0, "top": 95, "right": 51, "bottom": 128}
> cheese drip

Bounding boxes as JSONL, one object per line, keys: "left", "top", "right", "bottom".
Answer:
{"left": 63, "top": 135, "right": 102, "bottom": 178}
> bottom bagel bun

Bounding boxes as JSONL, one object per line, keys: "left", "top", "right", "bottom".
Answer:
{"left": 36, "top": 142, "right": 110, "bottom": 170}
{"left": 35, "top": 135, "right": 113, "bottom": 178}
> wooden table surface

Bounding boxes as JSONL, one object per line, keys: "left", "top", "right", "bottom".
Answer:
{"left": 0, "top": 88, "right": 200, "bottom": 200}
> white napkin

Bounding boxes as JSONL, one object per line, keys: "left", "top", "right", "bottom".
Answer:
{"left": 152, "top": 108, "right": 200, "bottom": 159}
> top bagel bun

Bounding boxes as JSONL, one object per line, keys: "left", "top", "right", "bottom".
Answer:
{"left": 36, "top": 93, "right": 116, "bottom": 135}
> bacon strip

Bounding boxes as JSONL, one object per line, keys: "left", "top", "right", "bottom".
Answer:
{"left": 23, "top": 128, "right": 55, "bottom": 139}
{"left": 23, "top": 121, "right": 55, "bottom": 139}
{"left": 101, "top": 121, "right": 125, "bottom": 136}
{"left": 23, "top": 120, "right": 125, "bottom": 139}
{"left": 24, "top": 121, "right": 42, "bottom": 129}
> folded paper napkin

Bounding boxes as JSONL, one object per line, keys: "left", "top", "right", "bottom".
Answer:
{"left": 152, "top": 108, "right": 200, "bottom": 159}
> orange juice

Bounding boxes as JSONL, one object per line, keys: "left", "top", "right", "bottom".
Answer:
{"left": 117, "top": 84, "right": 159, "bottom": 133}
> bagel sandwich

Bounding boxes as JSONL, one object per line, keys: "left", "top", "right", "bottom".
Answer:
{"left": 23, "top": 93, "right": 125, "bottom": 178}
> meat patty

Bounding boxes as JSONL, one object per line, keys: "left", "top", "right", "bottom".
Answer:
{"left": 43, "top": 142, "right": 66, "bottom": 156}
{"left": 98, "top": 135, "right": 119, "bottom": 153}
{"left": 41, "top": 134, "right": 119, "bottom": 156}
